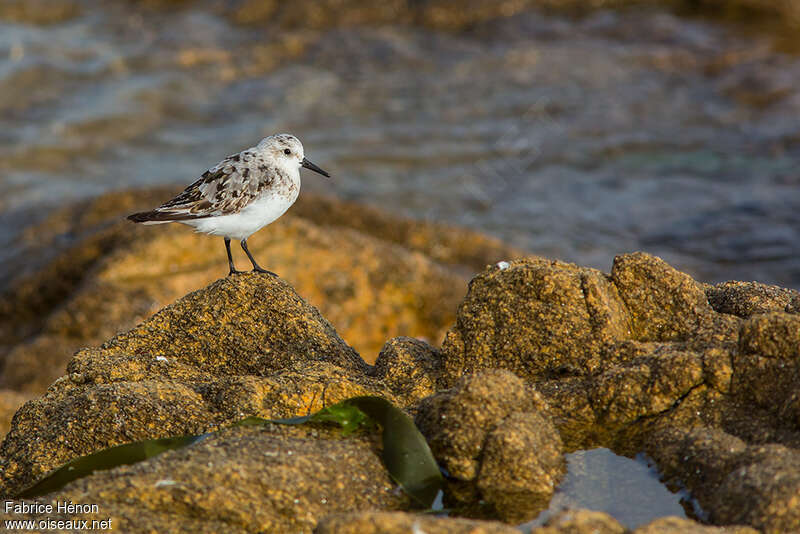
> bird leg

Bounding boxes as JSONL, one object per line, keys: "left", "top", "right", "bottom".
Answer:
{"left": 240, "top": 239, "right": 277, "bottom": 276}
{"left": 225, "top": 238, "right": 244, "bottom": 276}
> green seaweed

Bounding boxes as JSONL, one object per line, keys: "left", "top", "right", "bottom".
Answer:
{"left": 17, "top": 434, "right": 210, "bottom": 499}
{"left": 16, "top": 396, "right": 443, "bottom": 508}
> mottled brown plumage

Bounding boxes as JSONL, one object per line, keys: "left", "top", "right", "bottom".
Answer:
{"left": 129, "top": 150, "right": 285, "bottom": 222}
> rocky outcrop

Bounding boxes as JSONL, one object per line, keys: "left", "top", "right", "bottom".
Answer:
{"left": 0, "top": 274, "right": 394, "bottom": 497}
{"left": 432, "top": 252, "right": 800, "bottom": 530}
{"left": 0, "top": 189, "right": 522, "bottom": 394}
{"left": 1, "top": 235, "right": 798, "bottom": 532}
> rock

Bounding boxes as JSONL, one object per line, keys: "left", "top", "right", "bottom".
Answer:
{"left": 787, "top": 295, "right": 800, "bottom": 314}
{"left": 1, "top": 424, "right": 407, "bottom": 533}
{"left": 645, "top": 427, "right": 748, "bottom": 496}
{"left": 415, "top": 370, "right": 550, "bottom": 481}
{"left": 437, "top": 253, "right": 744, "bottom": 450}
{"left": 0, "top": 275, "right": 395, "bottom": 496}
{"left": 75, "top": 274, "right": 366, "bottom": 376}
{"left": 0, "top": 0, "right": 80, "bottom": 25}
{"left": 633, "top": 516, "right": 758, "bottom": 534}
{"left": 535, "top": 509, "right": 625, "bottom": 534}
{"left": 709, "top": 445, "right": 800, "bottom": 533}
{"left": 706, "top": 281, "right": 800, "bottom": 318}
{"left": 477, "top": 412, "right": 565, "bottom": 522}
{"left": 732, "top": 313, "right": 800, "bottom": 425}
{"left": 738, "top": 312, "right": 800, "bottom": 359}
{"left": 610, "top": 252, "right": 716, "bottom": 342}
{"left": 0, "top": 188, "right": 521, "bottom": 393}
{"left": 3, "top": 220, "right": 799, "bottom": 533}
{"left": 730, "top": 351, "right": 800, "bottom": 424}
{"left": 369, "top": 337, "right": 442, "bottom": 406}
{"left": 0, "top": 389, "right": 32, "bottom": 437}
{"left": 415, "top": 371, "right": 562, "bottom": 523}
{"left": 316, "top": 511, "right": 519, "bottom": 534}
{"left": 587, "top": 348, "right": 704, "bottom": 427}
{"left": 422, "top": 250, "right": 800, "bottom": 532}
{"left": 440, "top": 259, "right": 631, "bottom": 384}
{"left": 646, "top": 427, "right": 800, "bottom": 534}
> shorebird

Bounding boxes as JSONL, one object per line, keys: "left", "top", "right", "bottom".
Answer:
{"left": 128, "top": 134, "right": 329, "bottom": 276}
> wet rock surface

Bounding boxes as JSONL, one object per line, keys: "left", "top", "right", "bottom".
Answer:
{"left": 646, "top": 428, "right": 800, "bottom": 534}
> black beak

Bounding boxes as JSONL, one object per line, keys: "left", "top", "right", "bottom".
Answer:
{"left": 301, "top": 157, "right": 330, "bottom": 178}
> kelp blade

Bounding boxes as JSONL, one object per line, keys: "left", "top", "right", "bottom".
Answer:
{"left": 343, "top": 396, "right": 443, "bottom": 508}
{"left": 17, "top": 434, "right": 208, "bottom": 498}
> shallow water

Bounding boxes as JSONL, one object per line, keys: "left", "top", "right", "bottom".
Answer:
{"left": 525, "top": 448, "right": 689, "bottom": 530}
{"left": 1, "top": 2, "right": 799, "bottom": 287}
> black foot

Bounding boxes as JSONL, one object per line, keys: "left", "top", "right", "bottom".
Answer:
{"left": 228, "top": 269, "right": 245, "bottom": 276}
{"left": 252, "top": 267, "right": 278, "bottom": 277}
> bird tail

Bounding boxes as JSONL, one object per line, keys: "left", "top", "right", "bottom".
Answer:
{"left": 127, "top": 211, "right": 175, "bottom": 224}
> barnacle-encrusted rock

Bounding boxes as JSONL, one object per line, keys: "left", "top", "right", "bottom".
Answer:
{"left": 738, "top": 312, "right": 800, "bottom": 359}
{"left": 646, "top": 427, "right": 800, "bottom": 534}
{"left": 0, "top": 274, "right": 394, "bottom": 497}
{"left": 477, "top": 411, "right": 565, "bottom": 522}
{"left": 415, "top": 370, "right": 553, "bottom": 481}
{"left": 706, "top": 280, "right": 800, "bottom": 317}
{"left": 633, "top": 516, "right": 758, "bottom": 534}
{"left": 610, "top": 252, "right": 718, "bottom": 342}
{"left": 369, "top": 336, "right": 442, "bottom": 406}
{"left": 432, "top": 252, "right": 800, "bottom": 531}
{"left": 1, "top": 424, "right": 407, "bottom": 533}
{"left": 440, "top": 259, "right": 631, "bottom": 384}
{"left": 2, "top": 213, "right": 800, "bottom": 533}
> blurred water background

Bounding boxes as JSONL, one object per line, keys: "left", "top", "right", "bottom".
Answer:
{"left": 0, "top": 0, "right": 798, "bottom": 287}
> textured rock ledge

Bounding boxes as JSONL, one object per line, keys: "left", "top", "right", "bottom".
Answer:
{"left": 0, "top": 197, "right": 798, "bottom": 531}
{"left": 0, "top": 188, "right": 522, "bottom": 394}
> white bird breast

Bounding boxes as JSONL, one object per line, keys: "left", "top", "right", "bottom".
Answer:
{"left": 182, "top": 186, "right": 301, "bottom": 240}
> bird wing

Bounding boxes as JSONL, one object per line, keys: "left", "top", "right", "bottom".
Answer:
{"left": 129, "top": 151, "right": 276, "bottom": 222}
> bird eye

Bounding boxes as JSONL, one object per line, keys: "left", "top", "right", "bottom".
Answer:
{"left": 284, "top": 148, "right": 291, "bottom": 155}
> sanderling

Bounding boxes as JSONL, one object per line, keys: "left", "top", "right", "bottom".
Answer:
{"left": 128, "top": 133, "right": 330, "bottom": 276}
